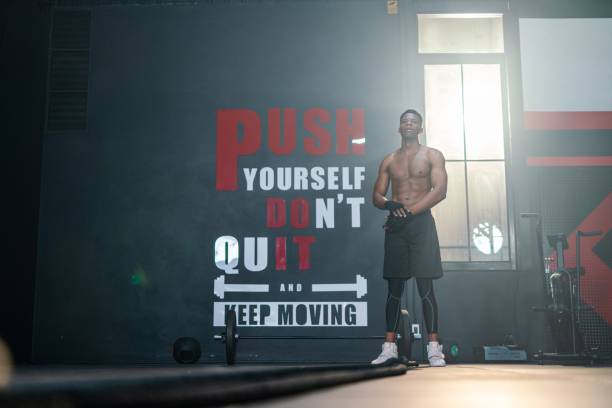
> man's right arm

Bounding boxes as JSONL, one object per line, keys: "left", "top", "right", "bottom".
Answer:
{"left": 372, "top": 155, "right": 392, "bottom": 209}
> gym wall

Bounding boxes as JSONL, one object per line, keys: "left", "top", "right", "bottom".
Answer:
{"left": 28, "top": 0, "right": 612, "bottom": 364}
{"left": 0, "top": 0, "right": 50, "bottom": 364}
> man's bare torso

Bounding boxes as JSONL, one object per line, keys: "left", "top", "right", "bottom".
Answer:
{"left": 372, "top": 111, "right": 447, "bottom": 216}
{"left": 386, "top": 145, "right": 433, "bottom": 210}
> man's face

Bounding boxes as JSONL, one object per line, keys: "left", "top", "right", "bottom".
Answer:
{"left": 399, "top": 113, "right": 422, "bottom": 140}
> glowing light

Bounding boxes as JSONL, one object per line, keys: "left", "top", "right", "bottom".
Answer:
{"left": 130, "top": 265, "right": 149, "bottom": 287}
{"left": 472, "top": 222, "right": 503, "bottom": 255}
{"left": 352, "top": 138, "right": 366, "bottom": 144}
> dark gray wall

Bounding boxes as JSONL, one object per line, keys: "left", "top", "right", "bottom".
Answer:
{"left": 0, "top": 0, "right": 49, "bottom": 364}
{"left": 29, "top": 0, "right": 612, "bottom": 364}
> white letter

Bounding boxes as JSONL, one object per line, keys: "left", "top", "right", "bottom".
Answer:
{"left": 310, "top": 167, "right": 325, "bottom": 190}
{"left": 294, "top": 167, "right": 308, "bottom": 190}
{"left": 244, "top": 237, "right": 268, "bottom": 272}
{"left": 277, "top": 167, "right": 291, "bottom": 191}
{"left": 243, "top": 168, "right": 258, "bottom": 191}
{"left": 347, "top": 197, "right": 364, "bottom": 228}
{"left": 315, "top": 198, "right": 335, "bottom": 229}
{"left": 354, "top": 167, "right": 365, "bottom": 190}
{"left": 260, "top": 167, "right": 274, "bottom": 191}
{"left": 214, "top": 236, "right": 239, "bottom": 274}
{"left": 327, "top": 167, "right": 339, "bottom": 190}
{"left": 341, "top": 167, "right": 353, "bottom": 190}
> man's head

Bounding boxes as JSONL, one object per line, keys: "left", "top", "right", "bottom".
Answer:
{"left": 398, "top": 109, "right": 423, "bottom": 141}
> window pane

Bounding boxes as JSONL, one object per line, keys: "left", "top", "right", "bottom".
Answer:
{"left": 467, "top": 162, "right": 509, "bottom": 261}
{"left": 432, "top": 162, "right": 468, "bottom": 261}
{"left": 424, "top": 65, "right": 464, "bottom": 160}
{"left": 418, "top": 14, "right": 504, "bottom": 53}
{"left": 463, "top": 65, "right": 505, "bottom": 160}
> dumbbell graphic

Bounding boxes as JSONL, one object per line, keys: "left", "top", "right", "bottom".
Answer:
{"left": 311, "top": 274, "right": 367, "bottom": 298}
{"left": 214, "top": 275, "right": 367, "bottom": 299}
{"left": 214, "top": 275, "right": 270, "bottom": 299}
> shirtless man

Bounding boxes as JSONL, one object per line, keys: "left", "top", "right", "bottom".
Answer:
{"left": 370, "top": 109, "right": 448, "bottom": 367}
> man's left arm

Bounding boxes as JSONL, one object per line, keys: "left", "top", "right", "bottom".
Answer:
{"left": 408, "top": 149, "right": 448, "bottom": 215}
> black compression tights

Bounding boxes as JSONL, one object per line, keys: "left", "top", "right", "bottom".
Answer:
{"left": 385, "top": 278, "right": 438, "bottom": 334}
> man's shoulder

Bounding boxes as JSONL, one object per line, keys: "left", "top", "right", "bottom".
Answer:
{"left": 424, "top": 146, "right": 445, "bottom": 161}
{"left": 422, "top": 145, "right": 442, "bottom": 155}
{"left": 381, "top": 150, "right": 398, "bottom": 165}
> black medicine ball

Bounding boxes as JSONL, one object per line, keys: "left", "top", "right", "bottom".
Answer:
{"left": 173, "top": 337, "right": 201, "bottom": 364}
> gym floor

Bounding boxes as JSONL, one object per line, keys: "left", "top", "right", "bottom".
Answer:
{"left": 2, "top": 363, "right": 611, "bottom": 406}
{"left": 246, "top": 364, "right": 612, "bottom": 408}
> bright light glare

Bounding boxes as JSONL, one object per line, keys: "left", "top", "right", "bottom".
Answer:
{"left": 472, "top": 222, "right": 503, "bottom": 255}
{"left": 463, "top": 65, "right": 504, "bottom": 159}
{"left": 420, "top": 13, "right": 502, "bottom": 19}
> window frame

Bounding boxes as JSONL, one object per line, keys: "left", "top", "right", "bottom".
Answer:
{"left": 417, "top": 52, "right": 517, "bottom": 272}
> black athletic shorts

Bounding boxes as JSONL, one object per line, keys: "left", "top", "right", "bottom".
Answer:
{"left": 383, "top": 209, "right": 443, "bottom": 280}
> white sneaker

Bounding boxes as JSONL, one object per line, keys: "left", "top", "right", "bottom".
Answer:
{"left": 427, "top": 342, "right": 446, "bottom": 367}
{"left": 371, "top": 342, "right": 398, "bottom": 365}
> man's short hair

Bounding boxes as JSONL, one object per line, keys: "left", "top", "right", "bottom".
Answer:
{"left": 399, "top": 109, "right": 423, "bottom": 126}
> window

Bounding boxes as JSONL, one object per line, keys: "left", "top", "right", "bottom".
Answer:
{"left": 418, "top": 14, "right": 504, "bottom": 54}
{"left": 419, "top": 15, "right": 511, "bottom": 265}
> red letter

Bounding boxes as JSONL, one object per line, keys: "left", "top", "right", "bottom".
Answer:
{"left": 304, "top": 108, "right": 331, "bottom": 155}
{"left": 276, "top": 237, "right": 287, "bottom": 270}
{"left": 290, "top": 198, "right": 309, "bottom": 229}
{"left": 268, "top": 108, "right": 297, "bottom": 155}
{"left": 266, "top": 198, "right": 286, "bottom": 228}
{"left": 293, "top": 235, "right": 316, "bottom": 270}
{"left": 336, "top": 108, "right": 365, "bottom": 155}
{"left": 216, "top": 109, "right": 261, "bottom": 191}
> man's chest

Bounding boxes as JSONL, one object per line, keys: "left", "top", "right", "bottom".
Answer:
{"left": 388, "top": 154, "right": 431, "bottom": 180}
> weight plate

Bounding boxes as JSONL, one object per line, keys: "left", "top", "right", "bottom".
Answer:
{"left": 225, "top": 309, "right": 237, "bottom": 365}
{"left": 397, "top": 309, "right": 413, "bottom": 361}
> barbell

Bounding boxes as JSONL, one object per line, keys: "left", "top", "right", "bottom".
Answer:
{"left": 214, "top": 309, "right": 417, "bottom": 366}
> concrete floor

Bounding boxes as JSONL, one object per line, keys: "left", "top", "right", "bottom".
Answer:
{"left": 244, "top": 364, "right": 612, "bottom": 408}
